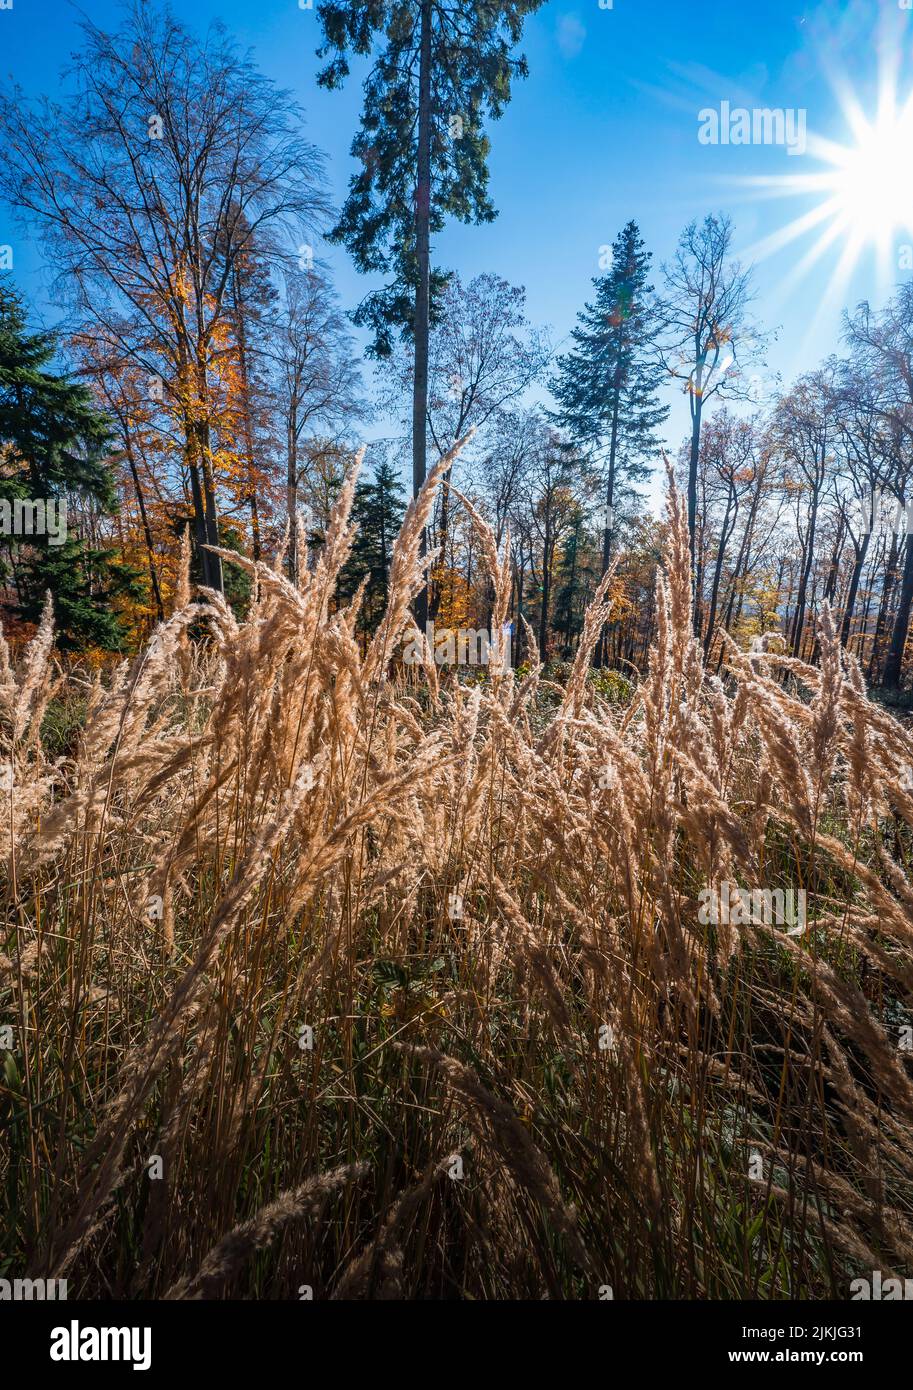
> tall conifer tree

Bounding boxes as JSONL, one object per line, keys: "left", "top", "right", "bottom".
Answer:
{"left": 0, "top": 280, "right": 140, "bottom": 649}
{"left": 551, "top": 221, "right": 667, "bottom": 578}
{"left": 314, "top": 0, "right": 545, "bottom": 624}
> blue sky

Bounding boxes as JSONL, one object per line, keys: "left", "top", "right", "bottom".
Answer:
{"left": 2, "top": 0, "right": 912, "bottom": 504}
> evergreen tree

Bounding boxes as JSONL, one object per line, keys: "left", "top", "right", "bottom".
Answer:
{"left": 314, "top": 0, "right": 545, "bottom": 625}
{"left": 0, "top": 279, "right": 140, "bottom": 650}
{"left": 338, "top": 457, "right": 408, "bottom": 633}
{"left": 552, "top": 508, "right": 596, "bottom": 657}
{"left": 550, "top": 221, "right": 667, "bottom": 581}
{"left": 18, "top": 534, "right": 142, "bottom": 652}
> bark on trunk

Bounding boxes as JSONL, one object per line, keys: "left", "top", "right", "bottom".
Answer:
{"left": 123, "top": 440, "right": 164, "bottom": 622}
{"left": 703, "top": 490, "right": 736, "bottom": 660}
{"left": 883, "top": 531, "right": 913, "bottom": 687}
{"left": 597, "top": 382, "right": 621, "bottom": 667}
{"left": 411, "top": 0, "right": 433, "bottom": 630}
{"left": 687, "top": 390, "right": 703, "bottom": 635}
{"left": 840, "top": 533, "right": 869, "bottom": 649}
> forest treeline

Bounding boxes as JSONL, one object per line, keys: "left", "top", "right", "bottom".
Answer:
{"left": 2, "top": 1, "right": 913, "bottom": 690}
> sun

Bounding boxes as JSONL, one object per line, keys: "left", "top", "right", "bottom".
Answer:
{"left": 737, "top": 76, "right": 913, "bottom": 307}
{"left": 829, "top": 94, "right": 913, "bottom": 247}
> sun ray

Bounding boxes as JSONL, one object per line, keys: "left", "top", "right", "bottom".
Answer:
{"left": 799, "top": 224, "right": 866, "bottom": 354}
{"left": 741, "top": 196, "right": 843, "bottom": 265}
{"left": 730, "top": 74, "right": 913, "bottom": 294}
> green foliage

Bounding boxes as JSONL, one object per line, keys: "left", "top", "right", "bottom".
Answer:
{"left": 315, "top": 0, "right": 546, "bottom": 355}
{"left": 588, "top": 666, "right": 634, "bottom": 704}
{"left": 552, "top": 508, "right": 597, "bottom": 656}
{"left": 19, "top": 537, "right": 144, "bottom": 653}
{"left": 0, "top": 277, "right": 139, "bottom": 650}
{"left": 338, "top": 457, "right": 408, "bottom": 630}
{"left": 550, "top": 221, "right": 667, "bottom": 531}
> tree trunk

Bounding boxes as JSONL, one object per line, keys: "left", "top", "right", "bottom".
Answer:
{"left": 791, "top": 495, "right": 818, "bottom": 658}
{"left": 411, "top": 0, "right": 433, "bottom": 630}
{"left": 703, "top": 490, "right": 736, "bottom": 660}
{"left": 597, "top": 383, "right": 621, "bottom": 667}
{"left": 824, "top": 520, "right": 844, "bottom": 602}
{"left": 539, "top": 518, "right": 552, "bottom": 662}
{"left": 249, "top": 491, "right": 262, "bottom": 565}
{"left": 562, "top": 520, "right": 579, "bottom": 656}
{"left": 185, "top": 435, "right": 210, "bottom": 587}
{"left": 123, "top": 439, "right": 164, "bottom": 623}
{"left": 430, "top": 473, "right": 449, "bottom": 622}
{"left": 192, "top": 254, "right": 223, "bottom": 592}
{"left": 840, "top": 534, "right": 869, "bottom": 648}
{"left": 197, "top": 417, "right": 223, "bottom": 593}
{"left": 232, "top": 264, "right": 261, "bottom": 564}
{"left": 883, "top": 531, "right": 913, "bottom": 687}
{"left": 869, "top": 530, "right": 898, "bottom": 681}
{"left": 287, "top": 414, "right": 299, "bottom": 585}
{"left": 716, "top": 487, "right": 761, "bottom": 671}
{"left": 687, "top": 390, "right": 703, "bottom": 634}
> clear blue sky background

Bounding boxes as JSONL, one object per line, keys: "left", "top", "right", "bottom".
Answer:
{"left": 2, "top": 0, "right": 911, "bottom": 506}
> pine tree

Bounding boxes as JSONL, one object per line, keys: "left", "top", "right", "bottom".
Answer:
{"left": 0, "top": 279, "right": 140, "bottom": 650}
{"left": 314, "top": 0, "right": 545, "bottom": 625}
{"left": 550, "top": 221, "right": 667, "bottom": 580}
{"left": 338, "top": 458, "right": 408, "bottom": 633}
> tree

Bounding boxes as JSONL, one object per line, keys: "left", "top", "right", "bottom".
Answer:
{"left": 551, "top": 221, "right": 667, "bottom": 576}
{"left": 0, "top": 2, "right": 329, "bottom": 592}
{"left": 830, "top": 355, "right": 898, "bottom": 651}
{"left": 71, "top": 333, "right": 168, "bottom": 627}
{"left": 524, "top": 425, "right": 582, "bottom": 661}
{"left": 774, "top": 370, "right": 837, "bottom": 658}
{"left": 696, "top": 408, "right": 759, "bottom": 658}
{"left": 716, "top": 428, "right": 780, "bottom": 659}
{"left": 658, "top": 215, "right": 764, "bottom": 597}
{"left": 269, "top": 269, "right": 364, "bottom": 584}
{"left": 382, "top": 271, "right": 549, "bottom": 615}
{"left": 552, "top": 506, "right": 596, "bottom": 657}
{"left": 476, "top": 408, "right": 540, "bottom": 550}
{"left": 297, "top": 438, "right": 355, "bottom": 557}
{"left": 844, "top": 286, "right": 913, "bottom": 687}
{"left": 314, "top": 0, "right": 546, "bottom": 624}
{"left": 0, "top": 280, "right": 140, "bottom": 650}
{"left": 338, "top": 455, "right": 408, "bottom": 632}
{"left": 421, "top": 274, "right": 550, "bottom": 456}
{"left": 220, "top": 223, "right": 281, "bottom": 566}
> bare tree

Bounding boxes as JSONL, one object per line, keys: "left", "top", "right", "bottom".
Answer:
{"left": 773, "top": 368, "right": 837, "bottom": 657}
{"left": 269, "top": 270, "right": 364, "bottom": 582}
{"left": 844, "top": 287, "right": 913, "bottom": 686}
{"left": 381, "top": 273, "right": 549, "bottom": 614}
{"left": 523, "top": 425, "right": 581, "bottom": 661}
{"left": 697, "top": 409, "right": 758, "bottom": 658}
{"left": 658, "top": 215, "right": 764, "bottom": 602}
{"left": 0, "top": 2, "right": 330, "bottom": 589}
{"left": 830, "top": 355, "right": 899, "bottom": 650}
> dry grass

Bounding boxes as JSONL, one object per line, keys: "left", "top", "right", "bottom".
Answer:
{"left": 2, "top": 447, "right": 913, "bottom": 1300}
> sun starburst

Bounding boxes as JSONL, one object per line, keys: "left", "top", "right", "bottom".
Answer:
{"left": 736, "top": 73, "right": 913, "bottom": 313}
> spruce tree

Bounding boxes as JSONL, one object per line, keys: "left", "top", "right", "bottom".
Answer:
{"left": 550, "top": 221, "right": 667, "bottom": 580}
{"left": 0, "top": 279, "right": 140, "bottom": 650}
{"left": 338, "top": 458, "right": 408, "bottom": 633}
